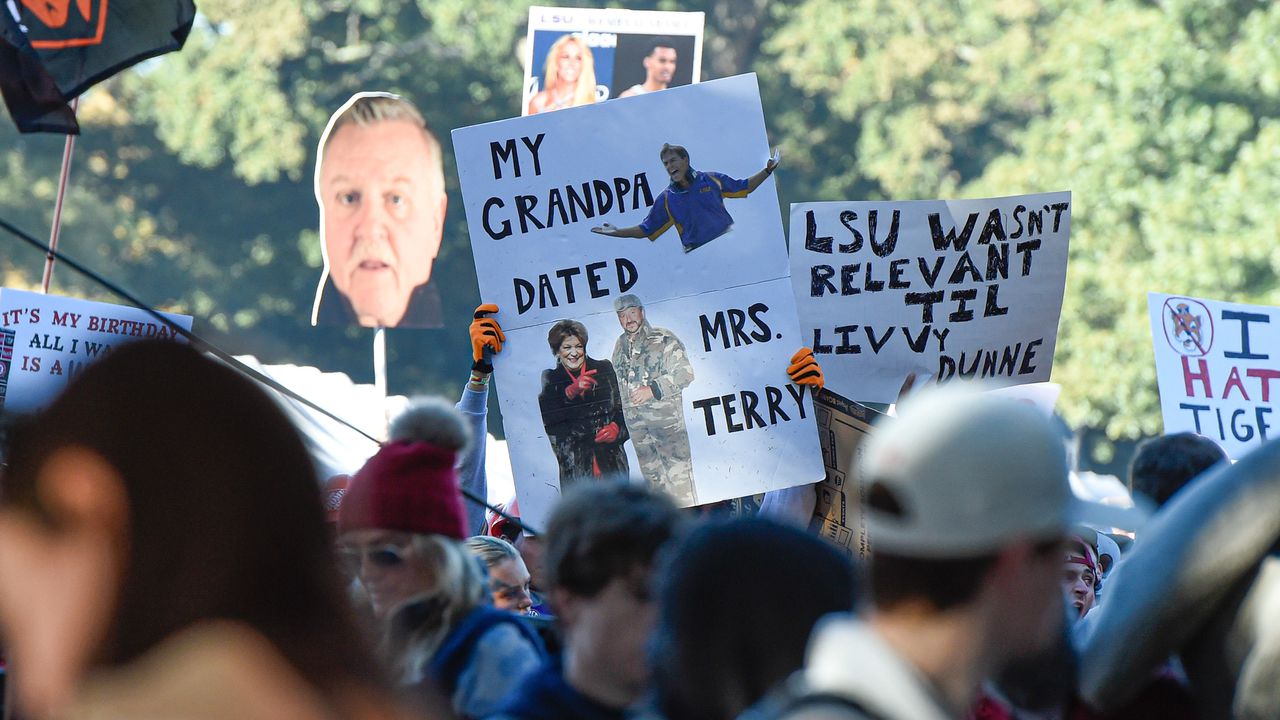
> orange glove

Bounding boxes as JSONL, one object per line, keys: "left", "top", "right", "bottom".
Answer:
{"left": 787, "top": 347, "right": 824, "bottom": 389}
{"left": 594, "top": 422, "right": 620, "bottom": 443}
{"left": 470, "top": 304, "right": 505, "bottom": 372}
{"left": 565, "top": 369, "right": 599, "bottom": 399}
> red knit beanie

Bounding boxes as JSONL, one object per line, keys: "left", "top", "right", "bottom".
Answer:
{"left": 337, "top": 399, "right": 471, "bottom": 539}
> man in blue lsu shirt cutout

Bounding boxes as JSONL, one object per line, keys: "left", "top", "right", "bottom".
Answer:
{"left": 592, "top": 143, "right": 778, "bottom": 253}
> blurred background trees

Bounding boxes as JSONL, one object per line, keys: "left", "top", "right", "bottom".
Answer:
{"left": 3, "top": 0, "right": 1277, "bottom": 449}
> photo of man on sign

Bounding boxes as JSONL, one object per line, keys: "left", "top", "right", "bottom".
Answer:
{"left": 311, "top": 92, "right": 447, "bottom": 329}
{"left": 592, "top": 143, "right": 778, "bottom": 253}
{"left": 611, "top": 294, "right": 696, "bottom": 505}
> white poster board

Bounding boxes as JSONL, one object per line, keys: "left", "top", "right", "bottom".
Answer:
{"left": 523, "top": 6, "right": 704, "bottom": 115}
{"left": 1148, "top": 292, "right": 1278, "bottom": 459}
{"left": 455, "top": 74, "right": 823, "bottom": 526}
{"left": 789, "top": 194, "right": 1071, "bottom": 403}
{"left": 0, "top": 289, "right": 193, "bottom": 413}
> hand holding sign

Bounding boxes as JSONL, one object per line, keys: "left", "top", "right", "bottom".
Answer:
{"left": 787, "top": 347, "right": 824, "bottom": 389}
{"left": 470, "top": 303, "right": 505, "bottom": 373}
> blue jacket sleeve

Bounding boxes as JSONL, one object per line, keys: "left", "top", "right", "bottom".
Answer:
{"left": 456, "top": 383, "right": 490, "bottom": 536}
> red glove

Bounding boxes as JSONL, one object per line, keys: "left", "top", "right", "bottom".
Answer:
{"left": 565, "top": 369, "right": 598, "bottom": 399}
{"left": 594, "top": 422, "right": 620, "bottom": 443}
{"left": 787, "top": 347, "right": 824, "bottom": 389}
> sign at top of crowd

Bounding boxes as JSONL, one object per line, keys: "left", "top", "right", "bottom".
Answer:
{"left": 0, "top": 288, "right": 193, "bottom": 413}
{"left": 789, "top": 193, "right": 1071, "bottom": 404}
{"left": 1148, "top": 292, "right": 1279, "bottom": 459}
{"left": 453, "top": 74, "right": 822, "bottom": 526}
{"left": 523, "top": 6, "right": 704, "bottom": 116}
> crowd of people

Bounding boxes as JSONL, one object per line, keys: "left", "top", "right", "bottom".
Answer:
{"left": 0, "top": 303, "right": 1273, "bottom": 720}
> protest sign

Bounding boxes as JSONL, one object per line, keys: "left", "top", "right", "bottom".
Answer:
{"left": 789, "top": 193, "right": 1071, "bottom": 404}
{"left": 454, "top": 74, "right": 822, "bottom": 525}
{"left": 523, "top": 6, "right": 704, "bottom": 116}
{"left": 0, "top": 289, "right": 192, "bottom": 413}
{"left": 810, "top": 388, "right": 883, "bottom": 559}
{"left": 1148, "top": 292, "right": 1279, "bottom": 459}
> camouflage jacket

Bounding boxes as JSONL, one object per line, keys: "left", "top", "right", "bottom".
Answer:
{"left": 611, "top": 320, "right": 695, "bottom": 416}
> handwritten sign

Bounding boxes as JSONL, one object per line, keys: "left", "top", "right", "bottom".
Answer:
{"left": 0, "top": 289, "right": 192, "bottom": 413}
{"left": 454, "top": 74, "right": 822, "bottom": 526}
{"left": 789, "top": 193, "right": 1070, "bottom": 403}
{"left": 1148, "top": 292, "right": 1279, "bottom": 459}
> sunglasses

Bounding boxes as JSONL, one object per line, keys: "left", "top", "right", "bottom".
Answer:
{"left": 339, "top": 543, "right": 408, "bottom": 571}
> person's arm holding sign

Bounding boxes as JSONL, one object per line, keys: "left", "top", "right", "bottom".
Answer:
{"left": 759, "top": 346, "right": 825, "bottom": 527}
{"left": 458, "top": 303, "right": 506, "bottom": 533}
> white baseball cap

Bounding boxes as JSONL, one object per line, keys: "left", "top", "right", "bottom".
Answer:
{"left": 861, "top": 383, "right": 1079, "bottom": 557}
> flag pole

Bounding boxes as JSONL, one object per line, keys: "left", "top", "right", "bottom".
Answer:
{"left": 41, "top": 96, "right": 79, "bottom": 294}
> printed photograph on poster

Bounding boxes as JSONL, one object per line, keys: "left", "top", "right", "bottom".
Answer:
{"left": 1147, "top": 292, "right": 1278, "bottom": 460}
{"left": 789, "top": 193, "right": 1071, "bottom": 404}
{"left": 455, "top": 74, "right": 789, "bottom": 333}
{"left": 455, "top": 74, "right": 821, "bottom": 526}
{"left": 485, "top": 280, "right": 823, "bottom": 527}
{"left": 0, "top": 289, "right": 193, "bottom": 413}
{"left": 522, "top": 6, "right": 704, "bottom": 115}
{"left": 310, "top": 92, "right": 448, "bottom": 329}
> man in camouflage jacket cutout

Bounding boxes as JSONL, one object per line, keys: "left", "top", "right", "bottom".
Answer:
{"left": 611, "top": 294, "right": 697, "bottom": 505}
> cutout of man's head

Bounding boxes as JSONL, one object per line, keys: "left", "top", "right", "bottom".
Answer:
{"left": 312, "top": 92, "right": 447, "bottom": 328}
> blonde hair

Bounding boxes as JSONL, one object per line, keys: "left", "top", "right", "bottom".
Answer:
{"left": 385, "top": 534, "right": 486, "bottom": 683}
{"left": 464, "top": 535, "right": 521, "bottom": 569}
{"left": 543, "top": 35, "right": 597, "bottom": 107}
{"left": 318, "top": 93, "right": 444, "bottom": 193}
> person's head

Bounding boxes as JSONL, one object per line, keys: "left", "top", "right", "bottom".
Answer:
{"left": 659, "top": 143, "right": 691, "bottom": 185}
{"left": 543, "top": 34, "right": 597, "bottom": 106}
{"left": 545, "top": 482, "right": 683, "bottom": 706}
{"left": 464, "top": 535, "right": 535, "bottom": 614}
{"left": 316, "top": 92, "right": 446, "bottom": 328}
{"left": 861, "top": 384, "right": 1080, "bottom": 662}
{"left": 0, "top": 341, "right": 383, "bottom": 717}
{"left": 547, "top": 319, "right": 589, "bottom": 371}
{"left": 642, "top": 38, "right": 678, "bottom": 87}
{"left": 337, "top": 399, "right": 472, "bottom": 619}
{"left": 1063, "top": 537, "right": 1098, "bottom": 620}
{"left": 1128, "top": 432, "right": 1227, "bottom": 508}
{"left": 651, "top": 518, "right": 857, "bottom": 720}
{"left": 614, "top": 294, "right": 646, "bottom": 336}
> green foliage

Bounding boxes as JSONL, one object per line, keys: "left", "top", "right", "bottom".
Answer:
{"left": 1, "top": 0, "right": 1275, "bottom": 440}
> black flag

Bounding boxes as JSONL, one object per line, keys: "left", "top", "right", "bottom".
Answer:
{"left": 0, "top": 0, "right": 197, "bottom": 134}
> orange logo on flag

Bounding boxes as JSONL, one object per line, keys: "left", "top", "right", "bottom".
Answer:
{"left": 20, "top": 0, "right": 108, "bottom": 49}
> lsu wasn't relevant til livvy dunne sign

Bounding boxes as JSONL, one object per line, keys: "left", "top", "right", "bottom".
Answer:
{"left": 1148, "top": 292, "right": 1280, "bottom": 459}
{"left": 789, "top": 193, "right": 1070, "bottom": 404}
{"left": 0, "top": 289, "right": 192, "bottom": 413}
{"left": 453, "top": 74, "right": 823, "bottom": 526}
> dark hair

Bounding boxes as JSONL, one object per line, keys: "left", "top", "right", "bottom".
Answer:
{"left": 646, "top": 36, "right": 677, "bottom": 56}
{"left": 547, "top": 319, "right": 589, "bottom": 355}
{"left": 544, "top": 482, "right": 682, "bottom": 598}
{"left": 2, "top": 341, "right": 386, "bottom": 698}
{"left": 659, "top": 143, "right": 688, "bottom": 161}
{"left": 1128, "top": 432, "right": 1226, "bottom": 507}
{"left": 651, "top": 518, "right": 857, "bottom": 720}
{"left": 869, "top": 537, "right": 1062, "bottom": 612}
